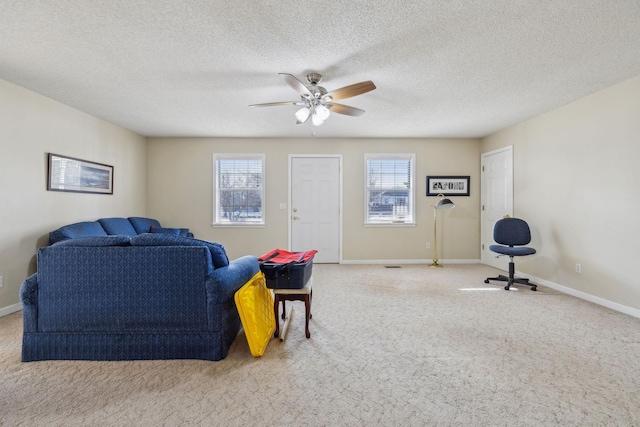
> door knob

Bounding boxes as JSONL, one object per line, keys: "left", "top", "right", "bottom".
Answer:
{"left": 293, "top": 208, "right": 298, "bottom": 212}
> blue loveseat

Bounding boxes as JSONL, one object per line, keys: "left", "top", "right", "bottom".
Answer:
{"left": 20, "top": 217, "right": 259, "bottom": 362}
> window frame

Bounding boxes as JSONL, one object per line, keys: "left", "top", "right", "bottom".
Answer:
{"left": 213, "top": 153, "right": 266, "bottom": 227}
{"left": 364, "top": 153, "right": 416, "bottom": 226}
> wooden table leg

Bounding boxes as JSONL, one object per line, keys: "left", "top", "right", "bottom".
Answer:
{"left": 304, "top": 294, "right": 311, "bottom": 338}
{"left": 273, "top": 294, "right": 280, "bottom": 338}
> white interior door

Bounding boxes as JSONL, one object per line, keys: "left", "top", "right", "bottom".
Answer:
{"left": 290, "top": 156, "right": 341, "bottom": 263}
{"left": 481, "top": 146, "right": 514, "bottom": 270}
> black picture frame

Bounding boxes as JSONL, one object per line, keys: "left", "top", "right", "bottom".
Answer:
{"left": 426, "top": 175, "right": 470, "bottom": 197}
{"left": 47, "top": 153, "right": 114, "bottom": 194}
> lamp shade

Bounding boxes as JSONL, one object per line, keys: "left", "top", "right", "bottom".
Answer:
{"left": 436, "top": 197, "right": 455, "bottom": 210}
{"left": 315, "top": 104, "right": 330, "bottom": 120}
{"left": 295, "top": 107, "right": 311, "bottom": 123}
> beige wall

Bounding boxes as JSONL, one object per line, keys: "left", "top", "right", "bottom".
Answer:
{"left": 7, "top": 69, "right": 637, "bottom": 314}
{"left": 481, "top": 74, "right": 640, "bottom": 311}
{"left": 0, "top": 79, "right": 147, "bottom": 312}
{"left": 146, "top": 137, "right": 481, "bottom": 262}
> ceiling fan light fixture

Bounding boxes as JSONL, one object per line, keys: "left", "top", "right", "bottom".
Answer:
{"left": 315, "top": 104, "right": 330, "bottom": 120}
{"left": 295, "top": 107, "right": 311, "bottom": 123}
{"left": 311, "top": 113, "right": 325, "bottom": 127}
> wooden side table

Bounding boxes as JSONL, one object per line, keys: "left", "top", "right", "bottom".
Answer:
{"left": 273, "top": 277, "right": 313, "bottom": 339}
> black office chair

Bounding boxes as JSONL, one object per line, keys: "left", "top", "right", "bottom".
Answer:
{"left": 484, "top": 217, "right": 537, "bottom": 291}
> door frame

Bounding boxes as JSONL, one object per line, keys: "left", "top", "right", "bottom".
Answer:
{"left": 288, "top": 154, "right": 343, "bottom": 263}
{"left": 481, "top": 145, "right": 514, "bottom": 270}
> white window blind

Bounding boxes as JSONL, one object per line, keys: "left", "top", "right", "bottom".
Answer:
{"left": 365, "top": 154, "right": 415, "bottom": 224}
{"left": 214, "top": 154, "right": 264, "bottom": 225}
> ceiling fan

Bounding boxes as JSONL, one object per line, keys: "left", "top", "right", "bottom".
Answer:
{"left": 250, "top": 73, "right": 376, "bottom": 126}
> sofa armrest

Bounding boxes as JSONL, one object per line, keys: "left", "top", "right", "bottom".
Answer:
{"left": 20, "top": 273, "right": 39, "bottom": 333}
{"left": 205, "top": 255, "right": 259, "bottom": 332}
{"left": 207, "top": 256, "right": 259, "bottom": 302}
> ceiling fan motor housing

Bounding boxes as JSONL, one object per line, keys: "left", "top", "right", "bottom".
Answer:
{"left": 306, "top": 73, "right": 323, "bottom": 85}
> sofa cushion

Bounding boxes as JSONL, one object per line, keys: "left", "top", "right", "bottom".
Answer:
{"left": 130, "top": 233, "right": 229, "bottom": 268}
{"left": 98, "top": 218, "right": 138, "bottom": 237}
{"left": 53, "top": 236, "right": 131, "bottom": 247}
{"left": 128, "top": 217, "right": 162, "bottom": 234}
{"left": 150, "top": 226, "right": 190, "bottom": 237}
{"left": 49, "top": 221, "right": 107, "bottom": 244}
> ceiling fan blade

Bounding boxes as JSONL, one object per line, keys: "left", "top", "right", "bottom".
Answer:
{"left": 325, "top": 81, "right": 376, "bottom": 101}
{"left": 279, "top": 73, "right": 312, "bottom": 96}
{"left": 326, "top": 103, "right": 366, "bottom": 117}
{"left": 249, "top": 101, "right": 303, "bottom": 107}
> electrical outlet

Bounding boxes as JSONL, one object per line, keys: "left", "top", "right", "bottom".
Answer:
{"left": 575, "top": 264, "right": 582, "bottom": 274}
{"left": 425, "top": 242, "right": 431, "bottom": 249}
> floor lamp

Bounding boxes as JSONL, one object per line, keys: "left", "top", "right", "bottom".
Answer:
{"left": 430, "top": 194, "right": 455, "bottom": 268}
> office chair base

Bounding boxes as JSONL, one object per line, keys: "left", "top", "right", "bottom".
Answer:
{"left": 485, "top": 261, "right": 537, "bottom": 291}
{"left": 485, "top": 275, "right": 537, "bottom": 291}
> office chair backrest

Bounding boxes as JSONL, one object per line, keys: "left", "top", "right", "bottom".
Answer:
{"left": 493, "top": 218, "right": 531, "bottom": 246}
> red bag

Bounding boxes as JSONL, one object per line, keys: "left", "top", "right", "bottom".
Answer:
{"left": 258, "top": 248, "right": 317, "bottom": 264}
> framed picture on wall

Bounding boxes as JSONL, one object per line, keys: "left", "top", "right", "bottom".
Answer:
{"left": 47, "top": 153, "right": 114, "bottom": 194}
{"left": 426, "top": 175, "right": 470, "bottom": 197}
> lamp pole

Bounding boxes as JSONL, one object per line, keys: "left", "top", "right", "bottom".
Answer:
{"left": 429, "top": 194, "right": 455, "bottom": 268}
{"left": 430, "top": 204, "right": 442, "bottom": 267}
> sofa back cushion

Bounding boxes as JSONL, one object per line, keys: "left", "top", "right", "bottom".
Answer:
{"left": 130, "top": 233, "right": 229, "bottom": 269}
{"left": 128, "top": 217, "right": 162, "bottom": 234}
{"left": 98, "top": 218, "right": 138, "bottom": 237}
{"left": 49, "top": 221, "right": 107, "bottom": 244}
{"left": 150, "top": 226, "right": 191, "bottom": 237}
{"left": 53, "top": 236, "right": 131, "bottom": 247}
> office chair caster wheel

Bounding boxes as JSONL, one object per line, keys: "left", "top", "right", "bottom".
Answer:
{"left": 504, "top": 285, "right": 510, "bottom": 290}
{"left": 531, "top": 286, "right": 537, "bottom": 291}
{"left": 484, "top": 279, "right": 489, "bottom": 284}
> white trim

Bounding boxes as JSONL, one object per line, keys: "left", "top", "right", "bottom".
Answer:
{"left": 516, "top": 270, "right": 640, "bottom": 319}
{"left": 363, "top": 224, "right": 417, "bottom": 227}
{"left": 210, "top": 224, "right": 265, "bottom": 229}
{"left": 0, "top": 303, "right": 22, "bottom": 317}
{"left": 482, "top": 145, "right": 513, "bottom": 158}
{"left": 340, "top": 259, "right": 481, "bottom": 265}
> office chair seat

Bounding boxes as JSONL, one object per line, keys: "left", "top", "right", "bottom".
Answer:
{"left": 488, "top": 245, "right": 536, "bottom": 257}
{"left": 485, "top": 217, "right": 537, "bottom": 291}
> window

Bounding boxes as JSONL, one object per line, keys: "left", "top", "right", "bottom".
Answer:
{"left": 365, "top": 154, "right": 415, "bottom": 224}
{"left": 214, "top": 154, "right": 265, "bottom": 225}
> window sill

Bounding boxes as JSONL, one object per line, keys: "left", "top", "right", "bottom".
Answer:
{"left": 364, "top": 222, "right": 416, "bottom": 227}
{"left": 211, "top": 223, "right": 266, "bottom": 228}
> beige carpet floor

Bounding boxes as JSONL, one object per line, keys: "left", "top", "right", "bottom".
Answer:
{"left": 1, "top": 264, "right": 640, "bottom": 426}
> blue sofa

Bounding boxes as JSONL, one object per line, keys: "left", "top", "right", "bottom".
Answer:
{"left": 20, "top": 217, "right": 259, "bottom": 362}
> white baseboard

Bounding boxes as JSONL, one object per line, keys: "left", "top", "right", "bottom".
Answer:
{"left": 517, "top": 270, "right": 640, "bottom": 319}
{"left": 0, "top": 303, "right": 22, "bottom": 317}
{"left": 341, "top": 259, "right": 481, "bottom": 265}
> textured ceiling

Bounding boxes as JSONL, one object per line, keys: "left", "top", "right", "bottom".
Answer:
{"left": 2, "top": 1, "right": 640, "bottom": 139}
